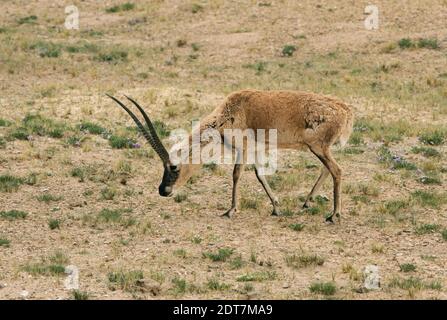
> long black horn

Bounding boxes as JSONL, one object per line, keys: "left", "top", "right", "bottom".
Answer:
{"left": 106, "top": 94, "right": 170, "bottom": 163}
{"left": 124, "top": 95, "right": 170, "bottom": 164}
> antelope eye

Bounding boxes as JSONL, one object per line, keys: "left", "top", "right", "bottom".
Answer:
{"left": 170, "top": 165, "right": 180, "bottom": 172}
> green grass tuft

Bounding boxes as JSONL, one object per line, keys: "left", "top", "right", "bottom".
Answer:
{"left": 282, "top": 45, "right": 297, "bottom": 56}
{"left": 398, "top": 38, "right": 413, "bottom": 49}
{"left": 415, "top": 224, "right": 440, "bottom": 235}
{"left": 411, "top": 190, "right": 446, "bottom": 208}
{"left": 72, "top": 290, "right": 89, "bottom": 300}
{"left": 171, "top": 277, "right": 187, "bottom": 294}
{"left": 207, "top": 278, "right": 231, "bottom": 291}
{"left": 418, "top": 130, "right": 445, "bottom": 146}
{"left": 174, "top": 193, "right": 187, "bottom": 203}
{"left": 48, "top": 219, "right": 61, "bottom": 230}
{"left": 236, "top": 271, "right": 277, "bottom": 282}
{"left": 108, "top": 135, "right": 136, "bottom": 149}
{"left": 288, "top": 223, "right": 305, "bottom": 231}
{"left": 0, "top": 175, "right": 24, "bottom": 192}
{"left": 411, "top": 146, "right": 440, "bottom": 158}
{"left": 108, "top": 270, "right": 144, "bottom": 292}
{"left": 203, "top": 248, "right": 233, "bottom": 262}
{"left": 106, "top": 2, "right": 135, "bottom": 13}
{"left": 37, "top": 194, "right": 63, "bottom": 203}
{"left": 400, "top": 263, "right": 416, "bottom": 272}
{"left": 79, "top": 121, "right": 106, "bottom": 135}
{"left": 29, "top": 41, "right": 62, "bottom": 58}
{"left": 389, "top": 276, "right": 441, "bottom": 291}
{"left": 17, "top": 15, "right": 38, "bottom": 25}
{"left": 417, "top": 38, "right": 439, "bottom": 49}
{"left": 309, "top": 282, "right": 336, "bottom": 295}
{"left": 286, "top": 254, "right": 325, "bottom": 269}
{"left": 96, "top": 50, "right": 128, "bottom": 63}
{"left": 0, "top": 210, "right": 28, "bottom": 220}
{"left": 23, "top": 251, "right": 69, "bottom": 276}
{"left": 0, "top": 238, "right": 11, "bottom": 247}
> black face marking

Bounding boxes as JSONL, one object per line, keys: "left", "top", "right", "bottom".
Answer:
{"left": 159, "top": 165, "right": 180, "bottom": 197}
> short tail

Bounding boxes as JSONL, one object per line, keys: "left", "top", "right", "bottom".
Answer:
{"left": 338, "top": 107, "right": 354, "bottom": 147}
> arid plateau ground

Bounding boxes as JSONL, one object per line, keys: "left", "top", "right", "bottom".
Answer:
{"left": 0, "top": 0, "right": 446, "bottom": 299}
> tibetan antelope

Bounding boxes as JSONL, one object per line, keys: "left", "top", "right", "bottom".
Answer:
{"left": 107, "top": 90, "right": 353, "bottom": 222}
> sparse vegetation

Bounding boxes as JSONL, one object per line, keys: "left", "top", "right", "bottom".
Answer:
{"left": 28, "top": 41, "right": 62, "bottom": 58}
{"left": 414, "top": 224, "right": 440, "bottom": 235}
{"left": 101, "top": 186, "right": 118, "bottom": 200}
{"left": 411, "top": 146, "right": 440, "bottom": 158}
{"left": 37, "top": 194, "right": 63, "bottom": 203}
{"left": 389, "top": 277, "right": 442, "bottom": 291}
{"left": 108, "top": 270, "right": 144, "bottom": 292}
{"left": 48, "top": 219, "right": 61, "bottom": 230}
{"left": 441, "top": 229, "right": 447, "bottom": 241}
{"left": 240, "top": 196, "right": 260, "bottom": 209}
{"left": 418, "top": 130, "right": 445, "bottom": 146}
{"left": 0, "top": 175, "right": 24, "bottom": 192}
{"left": 108, "top": 135, "right": 137, "bottom": 149}
{"left": 72, "top": 290, "right": 89, "bottom": 300}
{"left": 23, "top": 252, "right": 68, "bottom": 276}
{"left": 380, "top": 199, "right": 409, "bottom": 216}
{"left": 377, "top": 145, "right": 417, "bottom": 171}
{"left": 236, "top": 271, "right": 276, "bottom": 282}
{"left": 79, "top": 122, "right": 106, "bottom": 135}
{"left": 417, "top": 175, "right": 441, "bottom": 185}
{"left": 229, "top": 256, "right": 244, "bottom": 270}
{"left": 0, "top": 210, "right": 28, "bottom": 220}
{"left": 0, "top": 238, "right": 11, "bottom": 247}
{"left": 106, "top": 3, "right": 135, "bottom": 13}
{"left": 207, "top": 278, "right": 231, "bottom": 291}
{"left": 0, "top": 137, "right": 6, "bottom": 149}
{"left": 288, "top": 223, "right": 305, "bottom": 231}
{"left": 285, "top": 254, "right": 324, "bottom": 269}
{"left": 203, "top": 248, "right": 234, "bottom": 262}
{"left": 417, "top": 38, "right": 439, "bottom": 49}
{"left": 398, "top": 38, "right": 413, "bottom": 49}
{"left": 0, "top": 118, "right": 11, "bottom": 127}
{"left": 400, "top": 263, "right": 416, "bottom": 273}
{"left": 282, "top": 45, "right": 297, "bottom": 57}
{"left": 10, "top": 114, "right": 67, "bottom": 139}
{"left": 174, "top": 193, "right": 187, "bottom": 203}
{"left": 1, "top": 0, "right": 446, "bottom": 300}
{"left": 171, "top": 277, "right": 188, "bottom": 294}
{"left": 17, "top": 15, "right": 38, "bottom": 25}
{"left": 84, "top": 208, "right": 135, "bottom": 228}
{"left": 411, "top": 190, "right": 446, "bottom": 208}
{"left": 191, "top": 4, "right": 204, "bottom": 13}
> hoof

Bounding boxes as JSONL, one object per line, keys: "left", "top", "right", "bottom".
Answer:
{"left": 271, "top": 208, "right": 282, "bottom": 216}
{"left": 325, "top": 213, "right": 340, "bottom": 224}
{"left": 221, "top": 208, "right": 237, "bottom": 218}
{"left": 302, "top": 202, "right": 310, "bottom": 209}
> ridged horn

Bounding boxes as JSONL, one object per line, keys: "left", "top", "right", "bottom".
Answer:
{"left": 124, "top": 95, "right": 171, "bottom": 164}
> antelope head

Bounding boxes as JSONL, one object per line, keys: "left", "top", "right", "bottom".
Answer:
{"left": 107, "top": 95, "right": 196, "bottom": 197}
